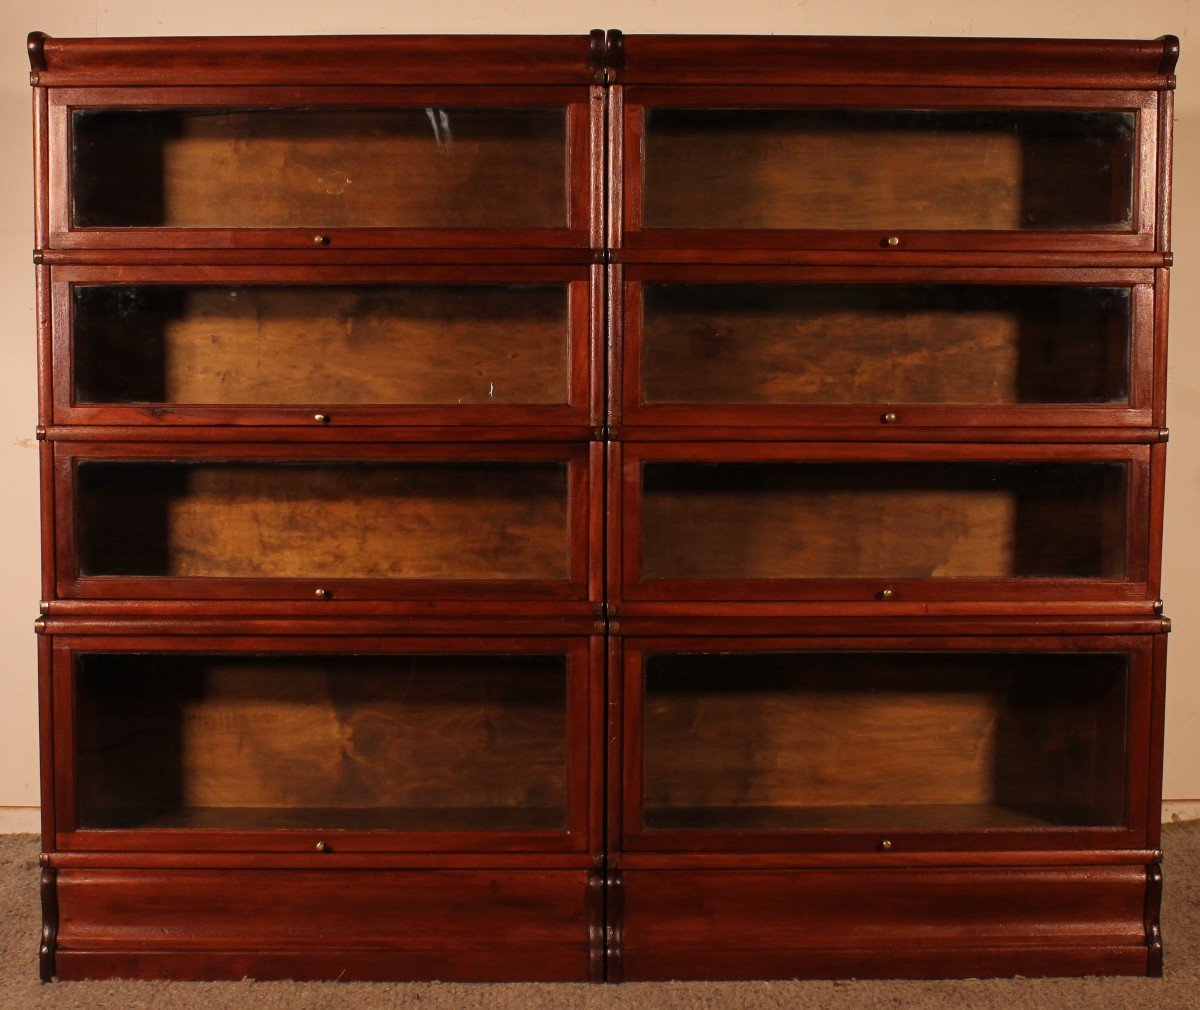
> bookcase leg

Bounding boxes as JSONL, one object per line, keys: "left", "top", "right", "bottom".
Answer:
{"left": 39, "top": 864, "right": 57, "bottom": 983}
{"left": 1146, "top": 860, "right": 1164, "bottom": 977}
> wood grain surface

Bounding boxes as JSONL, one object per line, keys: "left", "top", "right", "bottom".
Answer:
{"left": 640, "top": 651, "right": 1128, "bottom": 828}
{"left": 74, "top": 652, "right": 569, "bottom": 830}
{"left": 640, "top": 461, "right": 1128, "bottom": 580}
{"left": 76, "top": 460, "right": 571, "bottom": 580}
{"left": 641, "top": 283, "right": 1130, "bottom": 406}
{"left": 73, "top": 284, "right": 570, "bottom": 406}
{"left": 72, "top": 107, "right": 568, "bottom": 229}
{"left": 642, "top": 108, "right": 1134, "bottom": 231}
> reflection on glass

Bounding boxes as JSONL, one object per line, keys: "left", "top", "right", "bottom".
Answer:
{"left": 76, "top": 652, "right": 569, "bottom": 831}
{"left": 643, "top": 651, "right": 1128, "bottom": 830}
{"left": 644, "top": 109, "right": 1135, "bottom": 230}
{"left": 72, "top": 108, "right": 567, "bottom": 228}
{"left": 76, "top": 461, "right": 571, "bottom": 580}
{"left": 642, "top": 285, "right": 1131, "bottom": 406}
{"left": 642, "top": 461, "right": 1128, "bottom": 580}
{"left": 73, "top": 285, "right": 570, "bottom": 406}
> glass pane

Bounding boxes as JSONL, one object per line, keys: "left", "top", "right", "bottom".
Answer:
{"left": 643, "top": 651, "right": 1128, "bottom": 831}
{"left": 72, "top": 108, "right": 567, "bottom": 229}
{"left": 74, "top": 285, "right": 570, "bottom": 406}
{"left": 643, "top": 285, "right": 1131, "bottom": 406}
{"left": 75, "top": 652, "right": 568, "bottom": 831}
{"left": 77, "top": 461, "right": 569, "bottom": 580}
{"left": 643, "top": 109, "right": 1135, "bottom": 231}
{"left": 642, "top": 461, "right": 1127, "bottom": 581}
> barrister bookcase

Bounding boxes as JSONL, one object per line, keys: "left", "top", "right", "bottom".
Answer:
{"left": 29, "top": 28, "right": 1176, "bottom": 983}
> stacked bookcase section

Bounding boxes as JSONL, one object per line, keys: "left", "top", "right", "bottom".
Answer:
{"left": 31, "top": 30, "right": 610, "bottom": 982}
{"left": 602, "top": 33, "right": 1176, "bottom": 981}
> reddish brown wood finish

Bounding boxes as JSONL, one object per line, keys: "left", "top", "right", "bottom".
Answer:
{"left": 32, "top": 30, "right": 1172, "bottom": 984}
{"left": 54, "top": 867, "right": 597, "bottom": 981}
{"left": 614, "top": 634, "right": 1157, "bottom": 854}
{"left": 52, "top": 440, "right": 598, "bottom": 602}
{"left": 616, "top": 265, "right": 1156, "bottom": 433}
{"left": 51, "top": 264, "right": 600, "bottom": 429}
{"left": 614, "top": 441, "right": 1154, "bottom": 604}
{"left": 46, "top": 86, "right": 601, "bottom": 251}
{"left": 31, "top": 33, "right": 603, "bottom": 87}
{"left": 616, "top": 865, "right": 1151, "bottom": 981}
{"left": 48, "top": 633, "right": 602, "bottom": 855}
{"left": 619, "top": 85, "right": 1160, "bottom": 258}
{"left": 615, "top": 34, "right": 1178, "bottom": 89}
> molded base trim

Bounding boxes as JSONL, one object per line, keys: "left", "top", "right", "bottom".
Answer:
{"left": 618, "top": 945, "right": 1153, "bottom": 982}
{"left": 55, "top": 949, "right": 591, "bottom": 983}
{"left": 54, "top": 866, "right": 597, "bottom": 982}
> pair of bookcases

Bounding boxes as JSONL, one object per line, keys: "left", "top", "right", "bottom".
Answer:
{"left": 30, "top": 28, "right": 1176, "bottom": 982}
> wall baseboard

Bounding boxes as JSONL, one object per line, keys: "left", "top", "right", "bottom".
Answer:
{"left": 2, "top": 804, "right": 1198, "bottom": 835}
{"left": 0, "top": 807, "right": 40, "bottom": 833}
{"left": 1162, "top": 800, "right": 1200, "bottom": 824}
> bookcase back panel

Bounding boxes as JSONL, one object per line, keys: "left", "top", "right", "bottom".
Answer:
{"left": 73, "top": 283, "right": 571, "bottom": 407}
{"left": 71, "top": 107, "right": 568, "bottom": 229}
{"left": 640, "top": 283, "right": 1131, "bottom": 406}
{"left": 75, "top": 461, "right": 571, "bottom": 581}
{"left": 640, "top": 461, "right": 1128, "bottom": 581}
{"left": 74, "top": 652, "right": 569, "bottom": 831}
{"left": 641, "top": 108, "right": 1136, "bottom": 232}
{"left": 638, "top": 651, "right": 1128, "bottom": 832}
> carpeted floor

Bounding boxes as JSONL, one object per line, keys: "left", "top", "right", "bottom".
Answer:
{"left": 2, "top": 826, "right": 1198, "bottom": 1009}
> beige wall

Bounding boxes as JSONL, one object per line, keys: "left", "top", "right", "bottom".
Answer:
{"left": 0, "top": 1, "right": 1196, "bottom": 828}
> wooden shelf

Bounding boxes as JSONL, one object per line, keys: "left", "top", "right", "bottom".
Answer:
{"left": 80, "top": 806, "right": 568, "bottom": 832}
{"left": 643, "top": 803, "right": 1119, "bottom": 832}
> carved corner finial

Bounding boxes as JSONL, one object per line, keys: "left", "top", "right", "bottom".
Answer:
{"left": 588, "top": 28, "right": 605, "bottom": 68}
{"left": 1159, "top": 35, "right": 1181, "bottom": 79}
{"left": 606, "top": 29, "right": 625, "bottom": 83}
{"left": 27, "top": 31, "right": 46, "bottom": 72}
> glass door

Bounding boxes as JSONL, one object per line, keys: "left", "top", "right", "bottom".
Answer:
{"left": 618, "top": 266, "right": 1153, "bottom": 430}
{"left": 619, "top": 443, "right": 1150, "bottom": 603}
{"left": 57, "top": 442, "right": 597, "bottom": 601}
{"left": 55, "top": 635, "right": 598, "bottom": 852}
{"left": 620, "top": 87, "right": 1156, "bottom": 254}
{"left": 619, "top": 636, "right": 1151, "bottom": 852}
{"left": 54, "top": 265, "right": 599, "bottom": 429}
{"left": 51, "top": 86, "right": 599, "bottom": 249}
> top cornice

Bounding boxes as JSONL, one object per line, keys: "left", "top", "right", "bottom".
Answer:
{"left": 26, "top": 30, "right": 1177, "bottom": 90}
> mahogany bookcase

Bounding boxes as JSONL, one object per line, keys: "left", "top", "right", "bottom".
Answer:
{"left": 28, "top": 28, "right": 1176, "bottom": 982}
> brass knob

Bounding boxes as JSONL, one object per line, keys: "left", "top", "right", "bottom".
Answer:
{"left": 313, "top": 234, "right": 329, "bottom": 246}
{"left": 884, "top": 235, "right": 900, "bottom": 247}
{"left": 315, "top": 840, "right": 329, "bottom": 853}
{"left": 314, "top": 588, "right": 328, "bottom": 599}
{"left": 313, "top": 413, "right": 329, "bottom": 424}
{"left": 880, "top": 588, "right": 895, "bottom": 601}
{"left": 881, "top": 412, "right": 898, "bottom": 424}
{"left": 880, "top": 839, "right": 893, "bottom": 851}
